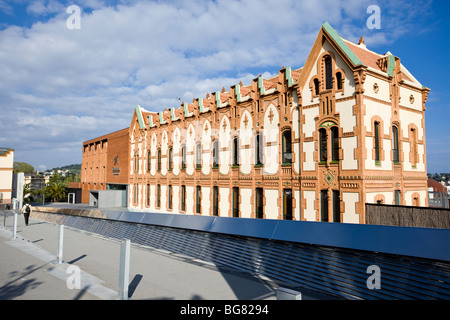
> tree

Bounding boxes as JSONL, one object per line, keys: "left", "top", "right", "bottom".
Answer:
{"left": 13, "top": 162, "right": 34, "bottom": 174}
{"left": 43, "top": 169, "right": 67, "bottom": 202}
{"left": 44, "top": 181, "right": 66, "bottom": 202}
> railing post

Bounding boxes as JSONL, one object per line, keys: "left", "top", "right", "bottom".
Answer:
{"left": 276, "top": 287, "right": 302, "bottom": 300}
{"left": 57, "top": 224, "right": 64, "bottom": 264}
{"left": 12, "top": 212, "right": 17, "bottom": 238}
{"left": 118, "top": 239, "right": 130, "bottom": 300}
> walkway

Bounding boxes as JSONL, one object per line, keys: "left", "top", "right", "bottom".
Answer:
{"left": 0, "top": 210, "right": 325, "bottom": 300}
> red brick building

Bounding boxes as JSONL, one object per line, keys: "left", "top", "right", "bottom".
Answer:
{"left": 81, "top": 128, "right": 129, "bottom": 203}
{"left": 81, "top": 22, "right": 430, "bottom": 222}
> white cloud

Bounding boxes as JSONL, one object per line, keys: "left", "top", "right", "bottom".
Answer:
{"left": 26, "top": 0, "right": 65, "bottom": 16}
{"left": 0, "top": 0, "right": 433, "bottom": 169}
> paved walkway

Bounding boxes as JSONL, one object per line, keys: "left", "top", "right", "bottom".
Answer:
{"left": 1, "top": 210, "right": 329, "bottom": 301}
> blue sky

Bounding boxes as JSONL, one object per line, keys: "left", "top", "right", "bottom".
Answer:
{"left": 0, "top": 0, "right": 448, "bottom": 173}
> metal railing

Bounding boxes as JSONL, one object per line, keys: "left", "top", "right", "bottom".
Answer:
{"left": 428, "top": 191, "right": 450, "bottom": 208}
{"left": 28, "top": 208, "right": 450, "bottom": 300}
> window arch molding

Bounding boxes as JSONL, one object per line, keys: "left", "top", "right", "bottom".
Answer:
{"left": 309, "top": 76, "right": 320, "bottom": 100}
{"left": 335, "top": 67, "right": 346, "bottom": 94}
{"left": 281, "top": 127, "right": 293, "bottom": 165}
{"left": 317, "top": 120, "right": 340, "bottom": 163}
{"left": 195, "top": 141, "right": 202, "bottom": 169}
{"left": 391, "top": 124, "right": 400, "bottom": 163}
{"left": 371, "top": 116, "right": 386, "bottom": 164}
{"left": 254, "top": 130, "right": 264, "bottom": 166}
{"left": 316, "top": 51, "right": 337, "bottom": 92}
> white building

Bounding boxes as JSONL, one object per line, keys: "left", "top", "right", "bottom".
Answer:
{"left": 0, "top": 148, "right": 14, "bottom": 207}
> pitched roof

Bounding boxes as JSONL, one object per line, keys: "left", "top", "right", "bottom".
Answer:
{"left": 136, "top": 22, "right": 422, "bottom": 126}
{"left": 344, "top": 39, "right": 384, "bottom": 71}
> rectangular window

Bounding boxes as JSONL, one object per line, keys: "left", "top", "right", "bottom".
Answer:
{"left": 325, "top": 56, "right": 332, "bottom": 89}
{"left": 196, "top": 144, "right": 202, "bottom": 169}
{"left": 157, "top": 149, "right": 161, "bottom": 171}
{"left": 332, "top": 190, "right": 340, "bottom": 223}
{"left": 410, "top": 128, "right": 418, "bottom": 166}
{"left": 374, "top": 122, "right": 380, "bottom": 162}
{"left": 213, "top": 141, "right": 219, "bottom": 168}
{"left": 213, "top": 186, "right": 219, "bottom": 216}
{"left": 146, "top": 184, "right": 150, "bottom": 206}
{"left": 321, "top": 190, "right": 328, "bottom": 222}
{"left": 156, "top": 184, "right": 161, "bottom": 208}
{"left": 255, "top": 188, "right": 264, "bottom": 219}
{"left": 181, "top": 185, "right": 186, "bottom": 211}
{"left": 395, "top": 190, "right": 401, "bottom": 205}
{"left": 319, "top": 129, "right": 327, "bottom": 162}
{"left": 168, "top": 148, "right": 173, "bottom": 171}
{"left": 181, "top": 146, "right": 186, "bottom": 170}
{"left": 282, "top": 130, "right": 292, "bottom": 164}
{"left": 196, "top": 186, "right": 201, "bottom": 214}
{"left": 283, "top": 189, "right": 293, "bottom": 220}
{"left": 232, "top": 187, "right": 239, "bottom": 217}
{"left": 232, "top": 137, "right": 239, "bottom": 166}
{"left": 255, "top": 133, "right": 263, "bottom": 165}
{"left": 168, "top": 185, "right": 172, "bottom": 209}
{"left": 392, "top": 126, "right": 399, "bottom": 163}
{"left": 331, "top": 127, "right": 339, "bottom": 161}
{"left": 134, "top": 154, "right": 139, "bottom": 172}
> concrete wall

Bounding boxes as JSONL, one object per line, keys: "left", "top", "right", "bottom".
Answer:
{"left": 90, "top": 190, "right": 125, "bottom": 208}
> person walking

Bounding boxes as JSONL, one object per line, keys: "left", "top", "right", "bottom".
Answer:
{"left": 22, "top": 200, "right": 32, "bottom": 226}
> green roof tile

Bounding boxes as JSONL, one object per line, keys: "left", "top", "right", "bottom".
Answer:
{"left": 322, "top": 22, "right": 362, "bottom": 67}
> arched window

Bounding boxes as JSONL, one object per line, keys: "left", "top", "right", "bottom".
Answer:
{"left": 147, "top": 150, "right": 151, "bottom": 172}
{"left": 336, "top": 72, "right": 342, "bottom": 90}
{"left": 232, "top": 136, "right": 239, "bottom": 166}
{"left": 282, "top": 130, "right": 292, "bottom": 164}
{"left": 392, "top": 126, "right": 399, "bottom": 163}
{"left": 374, "top": 121, "right": 380, "bottom": 163}
{"left": 157, "top": 149, "right": 161, "bottom": 171}
{"left": 181, "top": 145, "right": 186, "bottom": 170}
{"left": 255, "top": 132, "right": 263, "bottom": 165}
{"left": 331, "top": 126, "right": 339, "bottom": 161}
{"left": 212, "top": 140, "right": 219, "bottom": 168}
{"left": 196, "top": 143, "right": 202, "bottom": 169}
{"left": 325, "top": 55, "right": 332, "bottom": 89}
{"left": 314, "top": 78, "right": 320, "bottom": 95}
{"left": 319, "top": 128, "right": 327, "bottom": 162}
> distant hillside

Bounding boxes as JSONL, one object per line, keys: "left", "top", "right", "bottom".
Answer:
{"left": 46, "top": 164, "right": 81, "bottom": 174}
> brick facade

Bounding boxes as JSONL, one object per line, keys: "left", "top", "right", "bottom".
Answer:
{"left": 81, "top": 23, "right": 430, "bottom": 223}
{"left": 81, "top": 128, "right": 129, "bottom": 203}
